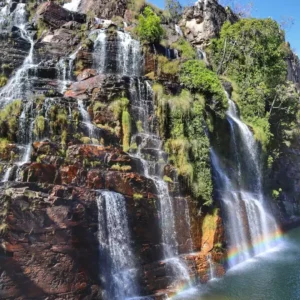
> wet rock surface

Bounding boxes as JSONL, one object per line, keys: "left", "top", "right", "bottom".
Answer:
{"left": 0, "top": 0, "right": 229, "bottom": 299}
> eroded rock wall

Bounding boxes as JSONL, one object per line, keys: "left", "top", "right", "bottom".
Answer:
{"left": 0, "top": 1, "right": 227, "bottom": 299}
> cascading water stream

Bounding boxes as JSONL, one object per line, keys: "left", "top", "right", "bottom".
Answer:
{"left": 117, "top": 31, "right": 143, "bottom": 76}
{"left": 97, "top": 191, "right": 139, "bottom": 300}
{"left": 0, "top": 3, "right": 37, "bottom": 106}
{"left": 92, "top": 29, "right": 107, "bottom": 73}
{"left": 58, "top": 46, "right": 82, "bottom": 93}
{"left": 207, "top": 253, "right": 216, "bottom": 281}
{"left": 129, "top": 79, "right": 192, "bottom": 288}
{"left": 57, "top": 47, "right": 98, "bottom": 142}
{"left": 0, "top": 3, "right": 37, "bottom": 181}
{"left": 92, "top": 30, "right": 143, "bottom": 76}
{"left": 77, "top": 99, "right": 95, "bottom": 139}
{"left": 91, "top": 28, "right": 192, "bottom": 291}
{"left": 210, "top": 94, "right": 281, "bottom": 267}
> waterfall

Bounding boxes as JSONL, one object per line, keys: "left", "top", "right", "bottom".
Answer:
{"left": 0, "top": 4, "right": 36, "bottom": 107}
{"left": 211, "top": 94, "right": 281, "bottom": 268}
{"left": 117, "top": 31, "right": 142, "bottom": 76}
{"left": 0, "top": 3, "right": 37, "bottom": 182}
{"left": 0, "top": 0, "right": 27, "bottom": 31}
{"left": 77, "top": 99, "right": 98, "bottom": 141}
{"left": 58, "top": 46, "right": 82, "bottom": 93}
{"left": 207, "top": 253, "right": 216, "bottom": 280}
{"left": 90, "top": 26, "right": 191, "bottom": 290}
{"left": 130, "top": 79, "right": 192, "bottom": 287}
{"left": 97, "top": 191, "right": 139, "bottom": 300}
{"left": 92, "top": 30, "right": 107, "bottom": 74}
{"left": 175, "top": 24, "right": 183, "bottom": 36}
{"left": 197, "top": 48, "right": 209, "bottom": 65}
{"left": 56, "top": 47, "right": 98, "bottom": 142}
{"left": 1, "top": 166, "right": 12, "bottom": 183}
{"left": 63, "top": 0, "right": 81, "bottom": 12}
{"left": 92, "top": 30, "right": 142, "bottom": 76}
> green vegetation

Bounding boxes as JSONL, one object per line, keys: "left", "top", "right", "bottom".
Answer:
{"left": 0, "top": 100, "right": 22, "bottom": 141}
{"left": 163, "top": 175, "right": 173, "bottom": 183}
{"left": 122, "top": 110, "right": 131, "bottom": 152}
{"left": 109, "top": 97, "right": 129, "bottom": 119}
{"left": 208, "top": 19, "right": 298, "bottom": 150}
{"left": 133, "top": 193, "right": 143, "bottom": 201}
{"left": 0, "top": 138, "right": 9, "bottom": 158}
{"left": 0, "top": 75, "right": 8, "bottom": 88}
{"left": 180, "top": 60, "right": 228, "bottom": 116}
{"left": 111, "top": 164, "right": 132, "bottom": 172}
{"left": 202, "top": 208, "right": 219, "bottom": 231}
{"left": 36, "top": 19, "right": 48, "bottom": 39}
{"left": 136, "top": 120, "right": 143, "bottom": 133}
{"left": 75, "top": 60, "right": 85, "bottom": 75}
{"left": 272, "top": 188, "right": 282, "bottom": 200}
{"left": 136, "top": 6, "right": 164, "bottom": 43}
{"left": 33, "top": 116, "right": 45, "bottom": 137}
{"left": 108, "top": 96, "right": 132, "bottom": 152}
{"left": 93, "top": 102, "right": 105, "bottom": 114}
{"left": 155, "top": 84, "right": 214, "bottom": 206}
{"left": 157, "top": 56, "right": 180, "bottom": 76}
{"left": 171, "top": 38, "right": 197, "bottom": 60}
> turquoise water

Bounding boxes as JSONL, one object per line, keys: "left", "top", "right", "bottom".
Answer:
{"left": 173, "top": 228, "right": 300, "bottom": 300}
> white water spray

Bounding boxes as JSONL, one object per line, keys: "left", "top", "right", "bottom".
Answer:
{"left": 211, "top": 94, "right": 281, "bottom": 267}
{"left": 97, "top": 191, "right": 139, "bottom": 299}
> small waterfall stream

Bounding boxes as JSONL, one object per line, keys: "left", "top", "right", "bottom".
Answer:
{"left": 130, "top": 79, "right": 192, "bottom": 287}
{"left": 97, "top": 191, "right": 139, "bottom": 300}
{"left": 57, "top": 47, "right": 98, "bottom": 142}
{"left": 93, "top": 30, "right": 143, "bottom": 76}
{"left": 211, "top": 94, "right": 281, "bottom": 267}
{"left": 207, "top": 253, "right": 216, "bottom": 280}
{"left": 0, "top": 2, "right": 37, "bottom": 181}
{"left": 0, "top": 6, "right": 36, "bottom": 107}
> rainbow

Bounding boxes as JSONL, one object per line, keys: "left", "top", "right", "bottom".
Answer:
{"left": 227, "top": 228, "right": 283, "bottom": 265}
{"left": 167, "top": 282, "right": 193, "bottom": 299}
{"left": 167, "top": 228, "right": 283, "bottom": 299}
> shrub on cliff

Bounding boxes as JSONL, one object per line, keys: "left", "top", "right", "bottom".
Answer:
{"left": 154, "top": 84, "right": 213, "bottom": 206}
{"left": 171, "top": 38, "right": 197, "bottom": 60}
{"left": 180, "top": 60, "right": 228, "bottom": 115}
{"left": 0, "top": 100, "right": 22, "bottom": 141}
{"left": 136, "top": 6, "right": 164, "bottom": 43}
{"left": 208, "top": 18, "right": 299, "bottom": 152}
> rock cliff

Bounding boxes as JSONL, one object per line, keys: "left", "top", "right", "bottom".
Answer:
{"left": 0, "top": 0, "right": 227, "bottom": 298}
{"left": 0, "top": 0, "right": 299, "bottom": 299}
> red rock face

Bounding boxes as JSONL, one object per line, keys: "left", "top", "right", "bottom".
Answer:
{"left": 65, "top": 74, "right": 106, "bottom": 98}
{"left": 0, "top": 184, "right": 101, "bottom": 299}
{"left": 0, "top": 4, "right": 228, "bottom": 298}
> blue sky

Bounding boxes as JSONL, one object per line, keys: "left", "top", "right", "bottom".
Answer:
{"left": 150, "top": 0, "right": 300, "bottom": 55}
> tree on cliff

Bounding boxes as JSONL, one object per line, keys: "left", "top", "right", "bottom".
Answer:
{"left": 136, "top": 6, "right": 164, "bottom": 43}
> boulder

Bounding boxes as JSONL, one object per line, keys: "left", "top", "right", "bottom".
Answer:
{"left": 179, "top": 0, "right": 238, "bottom": 46}
{"left": 35, "top": 2, "right": 86, "bottom": 29}
{"left": 78, "top": 0, "right": 128, "bottom": 19}
{"left": 65, "top": 74, "right": 106, "bottom": 97}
